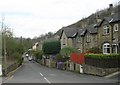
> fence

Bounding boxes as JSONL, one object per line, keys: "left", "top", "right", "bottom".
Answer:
{"left": 70, "top": 53, "right": 85, "bottom": 64}
{"left": 85, "top": 58, "right": 120, "bottom": 68}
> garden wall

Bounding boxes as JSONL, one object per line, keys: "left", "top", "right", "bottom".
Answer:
{"left": 84, "top": 54, "right": 120, "bottom": 76}
{"left": 2, "top": 62, "right": 20, "bottom": 76}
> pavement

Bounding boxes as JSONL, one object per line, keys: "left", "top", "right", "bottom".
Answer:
{"left": 1, "top": 57, "right": 119, "bottom": 83}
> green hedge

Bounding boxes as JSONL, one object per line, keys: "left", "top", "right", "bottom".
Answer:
{"left": 42, "top": 40, "right": 61, "bottom": 55}
{"left": 85, "top": 54, "right": 120, "bottom": 68}
{"left": 85, "top": 54, "right": 120, "bottom": 59}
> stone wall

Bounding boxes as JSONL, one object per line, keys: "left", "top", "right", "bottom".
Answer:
{"left": 66, "top": 61, "right": 70, "bottom": 71}
{"left": 46, "top": 59, "right": 50, "bottom": 67}
{"left": 2, "top": 62, "right": 20, "bottom": 76}
{"left": 50, "top": 60, "right": 56, "bottom": 68}
{"left": 83, "top": 64, "right": 119, "bottom": 76}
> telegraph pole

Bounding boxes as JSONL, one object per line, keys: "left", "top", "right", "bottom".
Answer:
{"left": 2, "top": 15, "right": 7, "bottom": 76}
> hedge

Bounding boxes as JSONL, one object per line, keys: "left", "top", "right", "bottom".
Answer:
{"left": 42, "top": 40, "right": 61, "bottom": 55}
{"left": 85, "top": 54, "right": 120, "bottom": 59}
{"left": 85, "top": 54, "right": 120, "bottom": 68}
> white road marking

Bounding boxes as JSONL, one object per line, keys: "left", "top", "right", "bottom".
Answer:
{"left": 40, "top": 73, "right": 43, "bottom": 76}
{"left": 39, "top": 72, "right": 51, "bottom": 83}
{"left": 44, "top": 77, "right": 51, "bottom": 83}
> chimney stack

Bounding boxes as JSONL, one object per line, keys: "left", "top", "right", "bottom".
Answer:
{"left": 109, "top": 4, "right": 113, "bottom": 9}
{"left": 109, "top": 4, "right": 114, "bottom": 15}
{"left": 95, "top": 13, "right": 102, "bottom": 23}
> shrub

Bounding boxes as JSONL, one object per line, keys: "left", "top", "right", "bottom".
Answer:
{"left": 87, "top": 47, "right": 102, "bottom": 53}
{"left": 42, "top": 40, "right": 61, "bottom": 55}
{"left": 56, "top": 54, "right": 63, "bottom": 62}
{"left": 33, "top": 50, "right": 43, "bottom": 60}
{"left": 12, "top": 52, "right": 23, "bottom": 65}
{"left": 85, "top": 53, "right": 120, "bottom": 68}
{"left": 85, "top": 53, "right": 120, "bottom": 59}
{"left": 55, "top": 54, "right": 69, "bottom": 62}
{"left": 60, "top": 46, "right": 77, "bottom": 57}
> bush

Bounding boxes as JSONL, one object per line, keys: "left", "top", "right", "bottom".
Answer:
{"left": 12, "top": 52, "right": 23, "bottom": 65}
{"left": 56, "top": 54, "right": 63, "bottom": 62}
{"left": 85, "top": 53, "right": 120, "bottom": 59}
{"left": 42, "top": 40, "right": 61, "bottom": 55}
{"left": 60, "top": 46, "right": 77, "bottom": 58}
{"left": 55, "top": 54, "right": 68, "bottom": 62}
{"left": 85, "top": 54, "right": 120, "bottom": 68}
{"left": 33, "top": 50, "right": 43, "bottom": 60}
{"left": 87, "top": 47, "right": 102, "bottom": 53}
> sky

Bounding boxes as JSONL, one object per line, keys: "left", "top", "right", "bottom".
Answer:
{"left": 0, "top": 0, "right": 119, "bottom": 38}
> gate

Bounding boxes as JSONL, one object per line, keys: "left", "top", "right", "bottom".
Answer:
{"left": 70, "top": 53, "right": 85, "bottom": 64}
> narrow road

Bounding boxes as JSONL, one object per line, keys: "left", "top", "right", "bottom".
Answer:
{"left": 2, "top": 57, "right": 119, "bottom": 83}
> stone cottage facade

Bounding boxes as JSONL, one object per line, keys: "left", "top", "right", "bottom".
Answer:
{"left": 97, "top": 13, "right": 120, "bottom": 54}
{"left": 60, "top": 12, "right": 120, "bottom": 54}
{"left": 60, "top": 27, "right": 79, "bottom": 49}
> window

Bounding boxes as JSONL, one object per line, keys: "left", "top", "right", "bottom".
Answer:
{"left": 104, "top": 25, "right": 110, "bottom": 35}
{"left": 103, "top": 43, "right": 110, "bottom": 54}
{"left": 63, "top": 37, "right": 66, "bottom": 45}
{"left": 114, "top": 24, "right": 118, "bottom": 32}
{"left": 86, "top": 35, "right": 91, "bottom": 42}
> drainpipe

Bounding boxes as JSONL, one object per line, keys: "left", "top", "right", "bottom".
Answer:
{"left": 82, "top": 37, "right": 84, "bottom": 53}
{"left": 110, "top": 24, "right": 113, "bottom": 54}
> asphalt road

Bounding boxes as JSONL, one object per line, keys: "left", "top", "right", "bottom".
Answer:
{"left": 2, "top": 57, "right": 119, "bottom": 83}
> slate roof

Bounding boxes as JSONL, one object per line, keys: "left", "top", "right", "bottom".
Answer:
{"left": 61, "top": 27, "right": 79, "bottom": 38}
{"left": 79, "top": 29, "right": 86, "bottom": 36}
{"left": 103, "top": 12, "right": 120, "bottom": 24}
{"left": 60, "top": 12, "right": 119, "bottom": 39}
{"left": 86, "top": 12, "right": 120, "bottom": 35}
{"left": 82, "top": 24, "right": 99, "bottom": 34}
{"left": 110, "top": 12, "right": 120, "bottom": 23}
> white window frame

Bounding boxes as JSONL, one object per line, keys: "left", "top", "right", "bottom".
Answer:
{"left": 114, "top": 24, "right": 118, "bottom": 32}
{"left": 112, "top": 44, "right": 118, "bottom": 53}
{"left": 104, "top": 25, "right": 110, "bottom": 35}
{"left": 103, "top": 43, "right": 110, "bottom": 54}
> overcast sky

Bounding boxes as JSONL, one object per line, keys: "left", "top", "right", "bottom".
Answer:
{"left": 0, "top": 0, "right": 119, "bottom": 38}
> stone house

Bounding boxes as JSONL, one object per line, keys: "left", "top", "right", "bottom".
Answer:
{"left": 110, "top": 13, "right": 120, "bottom": 53}
{"left": 77, "top": 29, "right": 86, "bottom": 53}
{"left": 60, "top": 12, "right": 120, "bottom": 54}
{"left": 60, "top": 3, "right": 120, "bottom": 54}
{"left": 98, "top": 13, "right": 120, "bottom": 54}
{"left": 81, "top": 24, "right": 99, "bottom": 52}
{"left": 60, "top": 27, "right": 79, "bottom": 49}
{"left": 78, "top": 12, "right": 120, "bottom": 54}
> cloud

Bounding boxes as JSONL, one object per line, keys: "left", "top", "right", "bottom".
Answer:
{"left": 0, "top": 0, "right": 118, "bottom": 38}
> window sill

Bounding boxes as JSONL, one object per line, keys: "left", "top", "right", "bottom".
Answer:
{"left": 86, "top": 41, "right": 90, "bottom": 43}
{"left": 102, "top": 34, "right": 110, "bottom": 36}
{"left": 114, "top": 30, "right": 118, "bottom": 32}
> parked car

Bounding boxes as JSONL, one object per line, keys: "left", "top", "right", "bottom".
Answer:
{"left": 26, "top": 54, "right": 29, "bottom": 58}
{"left": 28, "top": 56, "right": 32, "bottom": 61}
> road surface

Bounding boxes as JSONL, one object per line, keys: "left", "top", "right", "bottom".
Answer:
{"left": 2, "top": 57, "right": 119, "bottom": 83}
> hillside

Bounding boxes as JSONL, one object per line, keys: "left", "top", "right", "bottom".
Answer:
{"left": 56, "top": 4, "right": 120, "bottom": 36}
